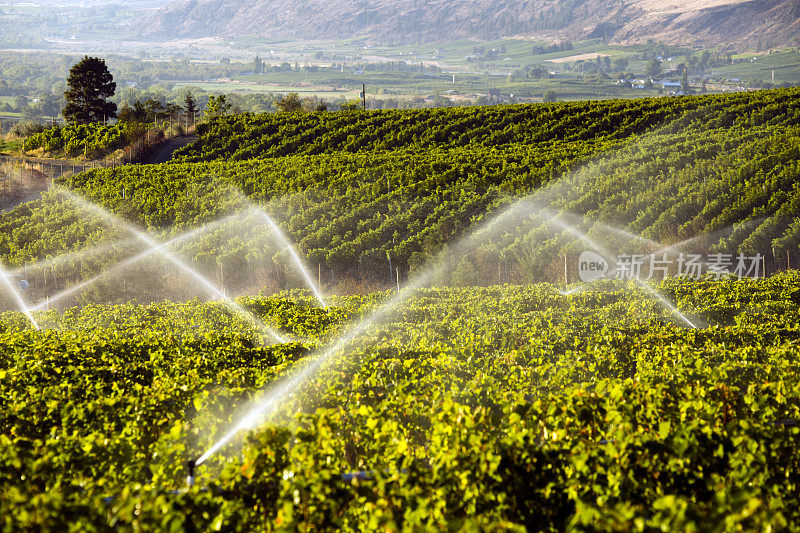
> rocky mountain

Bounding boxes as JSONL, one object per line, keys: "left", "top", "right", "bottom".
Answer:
{"left": 137, "top": 0, "right": 800, "bottom": 48}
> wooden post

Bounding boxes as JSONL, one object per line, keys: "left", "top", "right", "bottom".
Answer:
{"left": 396, "top": 267, "right": 400, "bottom": 292}
{"left": 564, "top": 254, "right": 568, "bottom": 288}
{"left": 788, "top": 249, "right": 791, "bottom": 270}
{"left": 762, "top": 255, "right": 766, "bottom": 279}
{"left": 498, "top": 262, "right": 502, "bottom": 284}
{"left": 318, "top": 263, "right": 321, "bottom": 289}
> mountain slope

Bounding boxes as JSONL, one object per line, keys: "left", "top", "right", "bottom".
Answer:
{"left": 138, "top": 0, "right": 800, "bottom": 47}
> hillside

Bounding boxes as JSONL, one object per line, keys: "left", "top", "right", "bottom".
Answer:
{"left": 139, "top": 0, "right": 800, "bottom": 48}
{"left": 2, "top": 89, "right": 799, "bottom": 286}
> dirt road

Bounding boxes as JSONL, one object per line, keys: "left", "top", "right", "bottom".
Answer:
{"left": 143, "top": 135, "right": 198, "bottom": 164}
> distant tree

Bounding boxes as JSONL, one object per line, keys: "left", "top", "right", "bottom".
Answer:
{"left": 432, "top": 95, "right": 452, "bottom": 107}
{"left": 117, "top": 98, "right": 180, "bottom": 125}
{"left": 613, "top": 58, "right": 628, "bottom": 73}
{"left": 144, "top": 99, "right": 166, "bottom": 121}
{"left": 253, "top": 55, "right": 264, "bottom": 75}
{"left": 277, "top": 92, "right": 303, "bottom": 113}
{"left": 204, "top": 95, "right": 231, "bottom": 119}
{"left": 117, "top": 104, "right": 137, "bottom": 123}
{"left": 315, "top": 102, "right": 328, "bottom": 112}
{"left": 543, "top": 90, "right": 558, "bottom": 102}
{"left": 681, "top": 67, "right": 690, "bottom": 94}
{"left": 13, "top": 95, "right": 29, "bottom": 112}
{"left": 62, "top": 56, "right": 117, "bottom": 124}
{"left": 38, "top": 96, "right": 59, "bottom": 119}
{"left": 646, "top": 59, "right": 662, "bottom": 78}
{"left": 117, "top": 101, "right": 148, "bottom": 123}
{"left": 528, "top": 65, "right": 549, "bottom": 79}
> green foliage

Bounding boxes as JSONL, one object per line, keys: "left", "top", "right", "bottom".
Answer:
{"left": 62, "top": 56, "right": 118, "bottom": 125}
{"left": 23, "top": 122, "right": 141, "bottom": 158}
{"left": 175, "top": 93, "right": 714, "bottom": 161}
{"left": 117, "top": 99, "right": 182, "bottom": 126}
{"left": 2, "top": 276, "right": 800, "bottom": 529}
{"left": 204, "top": 95, "right": 232, "bottom": 121}
{"left": 276, "top": 92, "right": 303, "bottom": 113}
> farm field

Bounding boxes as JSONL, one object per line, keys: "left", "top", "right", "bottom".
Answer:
{"left": 170, "top": 81, "right": 362, "bottom": 100}
{"left": 213, "top": 40, "right": 799, "bottom": 101}
{"left": 719, "top": 50, "right": 800, "bottom": 84}
{"left": 2, "top": 88, "right": 800, "bottom": 529}
{"left": 3, "top": 276, "right": 800, "bottom": 530}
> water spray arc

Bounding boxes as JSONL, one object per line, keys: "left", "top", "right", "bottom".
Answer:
{"left": 194, "top": 197, "right": 699, "bottom": 466}
{"left": 52, "top": 187, "right": 287, "bottom": 344}
{"left": 194, "top": 200, "right": 545, "bottom": 465}
{"left": 29, "top": 224, "right": 214, "bottom": 311}
{"left": 533, "top": 209, "right": 699, "bottom": 329}
{"left": 10, "top": 238, "right": 139, "bottom": 278}
{"left": 633, "top": 280, "right": 697, "bottom": 328}
{"left": 0, "top": 261, "right": 39, "bottom": 330}
{"left": 195, "top": 266, "right": 440, "bottom": 465}
{"left": 252, "top": 209, "right": 327, "bottom": 308}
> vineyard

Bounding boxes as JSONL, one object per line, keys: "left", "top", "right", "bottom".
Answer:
{"left": 23, "top": 122, "right": 144, "bottom": 159}
{"left": 2, "top": 89, "right": 799, "bottom": 282}
{"left": 2, "top": 276, "right": 800, "bottom": 529}
{"left": 2, "top": 89, "right": 800, "bottom": 529}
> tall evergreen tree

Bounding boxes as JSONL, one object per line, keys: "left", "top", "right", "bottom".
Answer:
{"left": 184, "top": 92, "right": 197, "bottom": 126}
{"left": 62, "top": 56, "right": 117, "bottom": 124}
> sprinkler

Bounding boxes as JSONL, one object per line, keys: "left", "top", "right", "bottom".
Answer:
{"left": 185, "top": 458, "right": 196, "bottom": 489}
